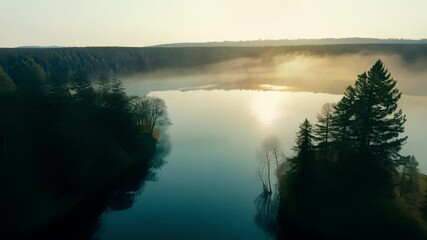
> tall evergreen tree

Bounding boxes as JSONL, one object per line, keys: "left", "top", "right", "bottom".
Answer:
{"left": 285, "top": 119, "right": 317, "bottom": 206}
{"left": 332, "top": 60, "right": 406, "bottom": 168}
{"left": 329, "top": 60, "right": 407, "bottom": 198}
{"left": 351, "top": 60, "right": 406, "bottom": 167}
{"left": 314, "top": 103, "right": 334, "bottom": 161}
{"left": 330, "top": 86, "right": 357, "bottom": 159}
{"left": 290, "top": 119, "right": 315, "bottom": 173}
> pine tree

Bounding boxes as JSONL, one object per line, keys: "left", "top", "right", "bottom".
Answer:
{"left": 331, "top": 86, "right": 357, "bottom": 159}
{"left": 314, "top": 103, "right": 335, "bottom": 161}
{"left": 329, "top": 60, "right": 407, "bottom": 198}
{"left": 290, "top": 119, "right": 315, "bottom": 173}
{"left": 285, "top": 119, "right": 317, "bottom": 205}
{"left": 332, "top": 60, "right": 406, "bottom": 169}
{"left": 353, "top": 60, "right": 406, "bottom": 166}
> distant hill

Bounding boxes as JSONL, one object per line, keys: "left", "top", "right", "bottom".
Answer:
{"left": 16, "top": 46, "right": 64, "bottom": 49}
{"left": 154, "top": 38, "right": 427, "bottom": 47}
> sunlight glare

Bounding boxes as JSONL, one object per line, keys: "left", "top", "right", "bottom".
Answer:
{"left": 259, "top": 84, "right": 291, "bottom": 91}
{"left": 250, "top": 92, "right": 285, "bottom": 127}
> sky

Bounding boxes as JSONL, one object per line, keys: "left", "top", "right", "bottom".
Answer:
{"left": 0, "top": 0, "right": 426, "bottom": 47}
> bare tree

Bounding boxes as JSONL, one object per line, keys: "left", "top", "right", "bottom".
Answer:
{"left": 269, "top": 137, "right": 285, "bottom": 175}
{"left": 258, "top": 137, "right": 284, "bottom": 194}
{"left": 132, "top": 96, "right": 171, "bottom": 135}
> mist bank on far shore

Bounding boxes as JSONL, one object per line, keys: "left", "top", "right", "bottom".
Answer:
{"left": 122, "top": 52, "right": 427, "bottom": 96}
{"left": 2, "top": 44, "right": 427, "bottom": 95}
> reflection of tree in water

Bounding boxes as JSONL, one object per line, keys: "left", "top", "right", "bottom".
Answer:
{"left": 255, "top": 137, "right": 284, "bottom": 237}
{"left": 254, "top": 188, "right": 279, "bottom": 237}
{"left": 30, "top": 133, "right": 172, "bottom": 240}
{"left": 107, "top": 132, "right": 171, "bottom": 212}
{"left": 150, "top": 133, "right": 171, "bottom": 170}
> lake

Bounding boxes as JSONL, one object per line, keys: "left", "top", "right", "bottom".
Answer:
{"left": 92, "top": 70, "right": 427, "bottom": 239}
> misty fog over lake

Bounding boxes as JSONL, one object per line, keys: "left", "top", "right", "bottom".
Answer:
{"left": 4, "top": 0, "right": 427, "bottom": 238}
{"left": 90, "top": 53, "right": 427, "bottom": 239}
{"left": 123, "top": 53, "right": 427, "bottom": 171}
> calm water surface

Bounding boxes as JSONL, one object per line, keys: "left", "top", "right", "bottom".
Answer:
{"left": 94, "top": 79, "right": 427, "bottom": 239}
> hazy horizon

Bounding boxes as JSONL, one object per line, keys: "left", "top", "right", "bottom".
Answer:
{"left": 1, "top": 0, "right": 427, "bottom": 47}
{"left": 5, "top": 37, "right": 427, "bottom": 48}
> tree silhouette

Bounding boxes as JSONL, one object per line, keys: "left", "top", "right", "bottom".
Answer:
{"left": 399, "top": 155, "right": 419, "bottom": 201}
{"left": 330, "top": 86, "right": 357, "bottom": 159}
{"left": 284, "top": 119, "right": 317, "bottom": 203}
{"left": 329, "top": 60, "right": 407, "bottom": 197}
{"left": 277, "top": 60, "right": 427, "bottom": 240}
{"left": 70, "top": 70, "right": 95, "bottom": 105}
{"left": 258, "top": 137, "right": 284, "bottom": 193}
{"left": 350, "top": 60, "right": 406, "bottom": 166}
{"left": 132, "top": 96, "right": 171, "bottom": 135}
{"left": 314, "top": 103, "right": 335, "bottom": 161}
{"left": 96, "top": 75, "right": 129, "bottom": 111}
{"left": 290, "top": 119, "right": 315, "bottom": 173}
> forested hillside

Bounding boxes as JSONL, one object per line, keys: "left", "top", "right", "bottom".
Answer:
{"left": 1, "top": 44, "right": 427, "bottom": 89}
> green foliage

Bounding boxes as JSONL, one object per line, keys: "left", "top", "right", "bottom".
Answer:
{"left": 333, "top": 60, "right": 407, "bottom": 164}
{"left": 330, "top": 86, "right": 357, "bottom": 158}
{"left": 95, "top": 75, "right": 129, "bottom": 111}
{"left": 329, "top": 60, "right": 407, "bottom": 197}
{"left": 0, "top": 65, "right": 15, "bottom": 92}
{"left": 350, "top": 60, "right": 406, "bottom": 165}
{"left": 285, "top": 119, "right": 317, "bottom": 206}
{"left": 1, "top": 44, "right": 426, "bottom": 88}
{"left": 399, "top": 155, "right": 419, "bottom": 200}
{"left": 290, "top": 119, "right": 315, "bottom": 172}
{"left": 314, "top": 103, "right": 334, "bottom": 161}
{"left": 132, "top": 96, "right": 171, "bottom": 135}
{"left": 70, "top": 70, "right": 95, "bottom": 104}
{"left": 2, "top": 57, "right": 46, "bottom": 87}
{"left": 0, "top": 72, "right": 167, "bottom": 234}
{"left": 421, "top": 190, "right": 427, "bottom": 220}
{"left": 278, "top": 60, "right": 426, "bottom": 239}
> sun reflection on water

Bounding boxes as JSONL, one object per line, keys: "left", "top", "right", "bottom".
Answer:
{"left": 250, "top": 91, "right": 286, "bottom": 126}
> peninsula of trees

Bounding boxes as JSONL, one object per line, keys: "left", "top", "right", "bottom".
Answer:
{"left": 0, "top": 69, "right": 170, "bottom": 238}
{"left": 278, "top": 60, "right": 427, "bottom": 239}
